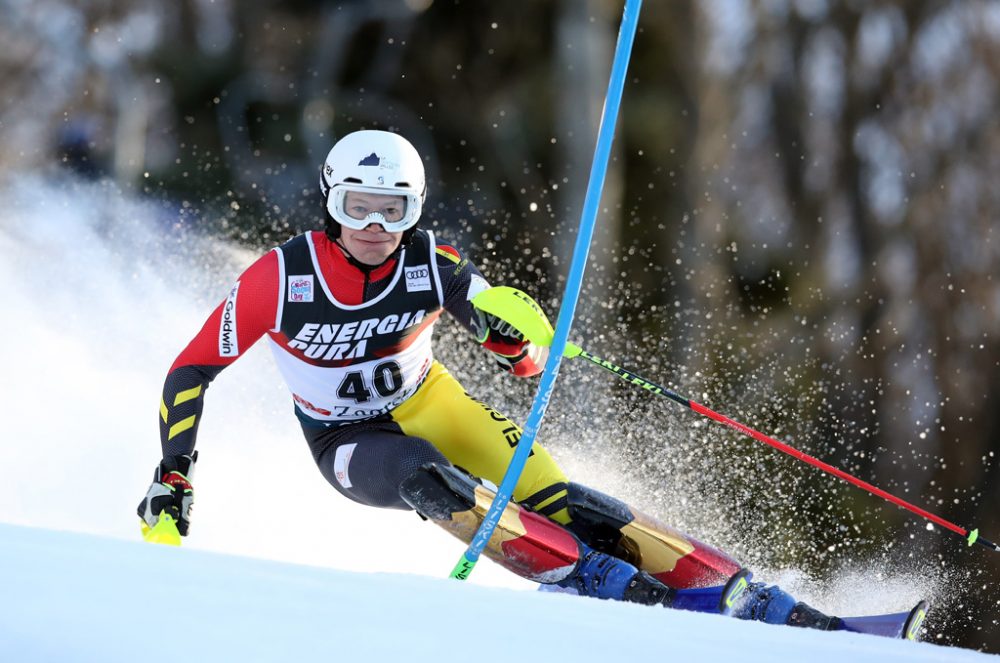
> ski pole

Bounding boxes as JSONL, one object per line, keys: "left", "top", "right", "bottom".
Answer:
{"left": 471, "top": 286, "right": 1000, "bottom": 554}
{"left": 571, "top": 347, "right": 1000, "bottom": 553}
{"left": 450, "top": 0, "right": 644, "bottom": 581}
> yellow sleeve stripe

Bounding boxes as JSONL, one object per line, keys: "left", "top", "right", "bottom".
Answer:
{"left": 168, "top": 415, "right": 197, "bottom": 441}
{"left": 160, "top": 399, "right": 169, "bottom": 423}
{"left": 435, "top": 247, "right": 461, "bottom": 264}
{"left": 173, "top": 385, "right": 203, "bottom": 406}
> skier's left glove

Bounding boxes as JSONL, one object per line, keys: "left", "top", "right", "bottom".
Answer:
{"left": 137, "top": 452, "right": 197, "bottom": 536}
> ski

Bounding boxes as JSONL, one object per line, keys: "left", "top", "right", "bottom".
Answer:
{"left": 541, "top": 584, "right": 929, "bottom": 642}
{"left": 835, "top": 600, "right": 929, "bottom": 641}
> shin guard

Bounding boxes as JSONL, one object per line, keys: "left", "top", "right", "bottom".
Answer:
{"left": 564, "top": 483, "right": 744, "bottom": 591}
{"left": 399, "top": 463, "right": 581, "bottom": 583}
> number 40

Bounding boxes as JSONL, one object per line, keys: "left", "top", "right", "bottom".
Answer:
{"left": 336, "top": 360, "right": 403, "bottom": 403}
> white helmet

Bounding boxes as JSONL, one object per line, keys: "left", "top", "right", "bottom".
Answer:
{"left": 319, "top": 130, "right": 426, "bottom": 233}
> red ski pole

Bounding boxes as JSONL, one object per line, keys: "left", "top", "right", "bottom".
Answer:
{"left": 575, "top": 347, "right": 1000, "bottom": 553}
{"left": 471, "top": 286, "right": 1000, "bottom": 552}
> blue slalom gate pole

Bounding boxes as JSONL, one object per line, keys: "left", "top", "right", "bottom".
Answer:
{"left": 450, "top": 0, "right": 644, "bottom": 580}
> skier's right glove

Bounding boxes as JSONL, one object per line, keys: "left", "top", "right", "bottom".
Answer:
{"left": 492, "top": 342, "right": 549, "bottom": 376}
{"left": 478, "top": 311, "right": 548, "bottom": 377}
{"left": 137, "top": 452, "right": 197, "bottom": 536}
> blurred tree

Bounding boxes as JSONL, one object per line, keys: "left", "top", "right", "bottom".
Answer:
{"left": 3, "top": 0, "right": 1000, "bottom": 651}
{"left": 665, "top": 0, "right": 1000, "bottom": 650}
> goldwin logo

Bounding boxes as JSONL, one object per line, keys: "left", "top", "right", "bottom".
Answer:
{"left": 219, "top": 282, "right": 240, "bottom": 357}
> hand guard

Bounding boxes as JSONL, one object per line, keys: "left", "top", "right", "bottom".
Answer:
{"left": 137, "top": 452, "right": 197, "bottom": 537}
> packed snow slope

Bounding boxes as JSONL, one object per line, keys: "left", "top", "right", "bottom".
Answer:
{"left": 0, "top": 522, "right": 992, "bottom": 663}
{"left": 0, "top": 175, "right": 990, "bottom": 656}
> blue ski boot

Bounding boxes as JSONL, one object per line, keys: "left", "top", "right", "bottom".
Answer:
{"left": 733, "top": 582, "right": 841, "bottom": 630}
{"left": 558, "top": 544, "right": 675, "bottom": 606}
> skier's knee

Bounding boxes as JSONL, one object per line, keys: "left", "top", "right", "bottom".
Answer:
{"left": 398, "top": 462, "right": 471, "bottom": 520}
{"left": 563, "top": 482, "right": 744, "bottom": 590}
{"left": 562, "top": 482, "right": 633, "bottom": 553}
{"left": 399, "top": 463, "right": 581, "bottom": 584}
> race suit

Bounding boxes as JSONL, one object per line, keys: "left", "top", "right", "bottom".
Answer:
{"left": 157, "top": 228, "right": 570, "bottom": 520}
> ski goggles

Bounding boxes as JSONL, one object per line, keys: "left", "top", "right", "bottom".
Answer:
{"left": 327, "top": 185, "right": 422, "bottom": 232}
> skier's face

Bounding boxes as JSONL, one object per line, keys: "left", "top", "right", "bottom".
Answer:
{"left": 337, "top": 191, "right": 405, "bottom": 265}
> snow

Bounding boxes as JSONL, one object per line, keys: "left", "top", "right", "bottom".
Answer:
{"left": 0, "top": 174, "right": 529, "bottom": 592}
{"left": 1, "top": 522, "right": 992, "bottom": 663}
{"left": 0, "top": 175, "right": 992, "bottom": 660}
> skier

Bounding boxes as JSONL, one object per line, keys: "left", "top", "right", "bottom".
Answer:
{"left": 138, "top": 129, "right": 906, "bottom": 635}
